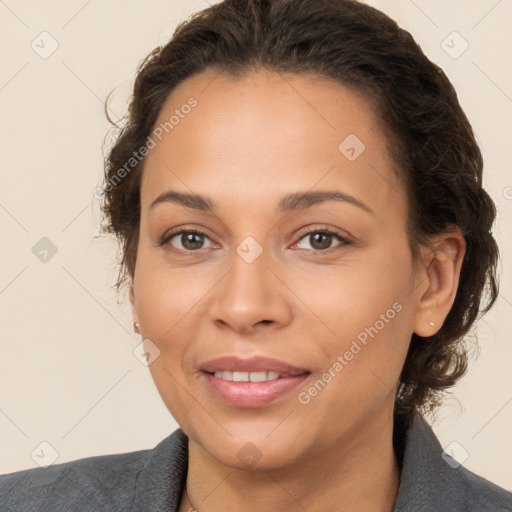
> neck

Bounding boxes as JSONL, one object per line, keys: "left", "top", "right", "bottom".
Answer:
{"left": 182, "top": 409, "right": 401, "bottom": 512}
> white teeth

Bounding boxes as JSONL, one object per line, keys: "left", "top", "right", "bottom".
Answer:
{"left": 215, "top": 370, "right": 232, "bottom": 380}
{"left": 249, "top": 371, "right": 268, "bottom": 382}
{"left": 213, "top": 371, "right": 282, "bottom": 382}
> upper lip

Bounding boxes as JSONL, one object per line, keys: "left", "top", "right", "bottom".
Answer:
{"left": 200, "top": 356, "right": 309, "bottom": 376}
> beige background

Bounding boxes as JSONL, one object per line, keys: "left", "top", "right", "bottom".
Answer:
{"left": 0, "top": 0, "right": 511, "bottom": 490}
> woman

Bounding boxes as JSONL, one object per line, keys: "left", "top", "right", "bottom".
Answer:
{"left": 1, "top": 0, "right": 510, "bottom": 510}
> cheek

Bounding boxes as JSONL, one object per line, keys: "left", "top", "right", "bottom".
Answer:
{"left": 306, "top": 244, "right": 414, "bottom": 391}
{"left": 132, "top": 257, "right": 197, "bottom": 402}
{"left": 133, "top": 255, "right": 202, "bottom": 424}
{"left": 301, "top": 241, "right": 413, "bottom": 340}
{"left": 134, "top": 246, "right": 208, "bottom": 342}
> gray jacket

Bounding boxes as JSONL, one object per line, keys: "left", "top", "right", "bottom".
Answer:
{"left": 0, "top": 413, "right": 511, "bottom": 511}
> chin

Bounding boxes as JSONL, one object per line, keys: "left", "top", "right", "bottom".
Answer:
{"left": 189, "top": 420, "right": 306, "bottom": 471}
{"left": 211, "top": 438, "right": 301, "bottom": 472}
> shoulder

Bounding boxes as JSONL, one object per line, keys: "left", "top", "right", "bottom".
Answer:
{"left": 0, "top": 428, "right": 189, "bottom": 512}
{"left": 394, "top": 413, "right": 512, "bottom": 512}
{"left": 0, "top": 448, "right": 149, "bottom": 512}
{"left": 453, "top": 463, "right": 512, "bottom": 511}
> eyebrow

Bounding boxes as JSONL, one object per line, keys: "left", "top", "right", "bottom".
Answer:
{"left": 149, "top": 189, "right": 375, "bottom": 216}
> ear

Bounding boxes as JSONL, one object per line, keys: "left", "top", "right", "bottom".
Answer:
{"left": 129, "top": 277, "right": 139, "bottom": 325}
{"left": 413, "top": 227, "right": 466, "bottom": 337}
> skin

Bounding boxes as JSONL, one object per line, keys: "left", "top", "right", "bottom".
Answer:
{"left": 129, "top": 68, "right": 466, "bottom": 512}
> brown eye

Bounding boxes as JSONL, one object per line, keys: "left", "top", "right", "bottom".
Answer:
{"left": 161, "top": 230, "right": 214, "bottom": 252}
{"left": 293, "top": 228, "right": 351, "bottom": 252}
{"left": 307, "top": 232, "right": 334, "bottom": 250}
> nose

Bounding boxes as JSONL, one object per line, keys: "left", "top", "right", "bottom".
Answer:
{"left": 209, "top": 248, "right": 293, "bottom": 335}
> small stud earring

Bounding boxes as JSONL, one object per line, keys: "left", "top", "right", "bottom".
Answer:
{"left": 133, "top": 321, "right": 141, "bottom": 333}
{"left": 428, "top": 321, "right": 435, "bottom": 327}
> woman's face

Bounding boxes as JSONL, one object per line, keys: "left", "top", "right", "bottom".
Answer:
{"left": 130, "top": 68, "right": 428, "bottom": 469}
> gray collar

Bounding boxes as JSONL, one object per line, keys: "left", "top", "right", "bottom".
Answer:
{"left": 131, "top": 413, "right": 511, "bottom": 511}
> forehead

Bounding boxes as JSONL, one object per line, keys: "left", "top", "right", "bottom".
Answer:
{"left": 140, "top": 68, "right": 405, "bottom": 221}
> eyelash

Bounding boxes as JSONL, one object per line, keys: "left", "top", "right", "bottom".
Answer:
{"left": 293, "top": 226, "right": 352, "bottom": 250}
{"left": 158, "top": 226, "right": 351, "bottom": 254}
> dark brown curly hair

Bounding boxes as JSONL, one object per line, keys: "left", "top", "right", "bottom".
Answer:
{"left": 99, "top": 0, "right": 499, "bottom": 425}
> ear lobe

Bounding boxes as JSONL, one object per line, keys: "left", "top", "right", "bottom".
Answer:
{"left": 413, "top": 229, "right": 466, "bottom": 337}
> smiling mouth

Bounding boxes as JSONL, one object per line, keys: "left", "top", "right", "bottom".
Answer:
{"left": 201, "top": 370, "right": 311, "bottom": 408}
{"left": 199, "top": 355, "right": 311, "bottom": 407}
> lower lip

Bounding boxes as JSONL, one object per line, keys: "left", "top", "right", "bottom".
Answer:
{"left": 201, "top": 371, "right": 310, "bottom": 408}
